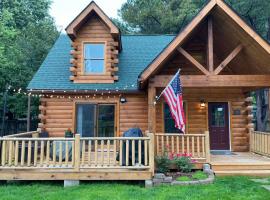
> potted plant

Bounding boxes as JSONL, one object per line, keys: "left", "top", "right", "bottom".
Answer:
{"left": 65, "top": 128, "right": 73, "bottom": 138}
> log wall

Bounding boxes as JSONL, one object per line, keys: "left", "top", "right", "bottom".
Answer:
{"left": 39, "top": 94, "right": 148, "bottom": 137}
{"left": 39, "top": 88, "right": 250, "bottom": 152}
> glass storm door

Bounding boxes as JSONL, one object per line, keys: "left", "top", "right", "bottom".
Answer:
{"left": 208, "top": 102, "right": 230, "bottom": 150}
{"left": 76, "top": 104, "right": 115, "bottom": 137}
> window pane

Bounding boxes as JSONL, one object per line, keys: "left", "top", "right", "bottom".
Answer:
{"left": 76, "top": 104, "right": 96, "bottom": 137}
{"left": 211, "top": 105, "right": 225, "bottom": 127}
{"left": 164, "top": 103, "right": 186, "bottom": 133}
{"left": 84, "top": 44, "right": 104, "bottom": 59}
{"left": 98, "top": 105, "right": 115, "bottom": 137}
{"left": 84, "top": 60, "right": 104, "bottom": 74}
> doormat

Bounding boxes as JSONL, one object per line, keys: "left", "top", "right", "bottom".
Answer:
{"left": 211, "top": 151, "right": 236, "bottom": 155}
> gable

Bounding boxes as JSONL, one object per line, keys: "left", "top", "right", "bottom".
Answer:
{"left": 65, "top": 1, "right": 120, "bottom": 43}
{"left": 139, "top": 0, "right": 270, "bottom": 83}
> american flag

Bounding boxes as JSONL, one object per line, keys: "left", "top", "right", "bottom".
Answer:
{"left": 162, "top": 70, "right": 186, "bottom": 133}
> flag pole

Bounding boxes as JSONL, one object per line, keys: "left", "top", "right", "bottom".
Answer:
{"left": 155, "top": 68, "right": 181, "bottom": 101}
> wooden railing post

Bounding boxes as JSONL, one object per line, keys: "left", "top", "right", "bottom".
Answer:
{"left": 74, "top": 134, "right": 80, "bottom": 171}
{"left": 205, "top": 131, "right": 211, "bottom": 163}
{"left": 147, "top": 132, "right": 155, "bottom": 176}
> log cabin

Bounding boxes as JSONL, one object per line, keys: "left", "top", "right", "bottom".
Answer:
{"left": 1, "top": 0, "right": 270, "bottom": 181}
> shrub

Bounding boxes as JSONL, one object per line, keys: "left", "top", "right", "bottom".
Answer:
{"left": 155, "top": 145, "right": 171, "bottom": 173}
{"left": 173, "top": 153, "right": 194, "bottom": 173}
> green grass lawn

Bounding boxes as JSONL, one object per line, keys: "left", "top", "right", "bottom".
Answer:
{"left": 0, "top": 176, "right": 269, "bottom": 200}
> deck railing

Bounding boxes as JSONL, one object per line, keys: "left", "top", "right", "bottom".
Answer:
{"left": 250, "top": 131, "right": 270, "bottom": 157}
{"left": 0, "top": 133, "right": 155, "bottom": 174}
{"left": 155, "top": 131, "right": 210, "bottom": 162}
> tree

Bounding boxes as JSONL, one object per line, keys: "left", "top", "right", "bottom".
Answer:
{"left": 119, "top": 0, "right": 205, "bottom": 34}
{"left": 0, "top": 0, "right": 59, "bottom": 119}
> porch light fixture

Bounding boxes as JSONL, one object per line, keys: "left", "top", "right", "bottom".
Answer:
{"left": 120, "top": 97, "right": 127, "bottom": 104}
{"left": 200, "top": 100, "right": 206, "bottom": 108}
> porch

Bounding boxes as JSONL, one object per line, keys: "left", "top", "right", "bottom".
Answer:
{"left": 0, "top": 130, "right": 270, "bottom": 180}
{"left": 0, "top": 132, "right": 154, "bottom": 180}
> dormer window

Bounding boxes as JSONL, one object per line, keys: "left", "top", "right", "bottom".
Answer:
{"left": 84, "top": 43, "right": 105, "bottom": 74}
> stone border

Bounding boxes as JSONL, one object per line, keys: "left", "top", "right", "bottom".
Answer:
{"left": 148, "top": 164, "right": 215, "bottom": 187}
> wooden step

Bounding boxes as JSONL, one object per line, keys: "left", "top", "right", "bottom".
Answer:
{"left": 214, "top": 170, "right": 270, "bottom": 177}
{"left": 211, "top": 163, "right": 270, "bottom": 171}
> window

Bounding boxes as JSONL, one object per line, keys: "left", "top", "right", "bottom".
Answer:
{"left": 84, "top": 43, "right": 105, "bottom": 74}
{"left": 210, "top": 105, "right": 225, "bottom": 127}
{"left": 76, "top": 104, "right": 115, "bottom": 137}
{"left": 164, "top": 102, "right": 187, "bottom": 133}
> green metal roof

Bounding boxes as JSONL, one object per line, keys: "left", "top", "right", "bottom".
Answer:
{"left": 27, "top": 34, "right": 175, "bottom": 91}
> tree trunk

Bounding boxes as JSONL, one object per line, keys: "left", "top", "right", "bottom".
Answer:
{"left": 256, "top": 89, "right": 269, "bottom": 131}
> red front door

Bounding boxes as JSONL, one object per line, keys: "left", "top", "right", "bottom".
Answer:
{"left": 208, "top": 102, "right": 230, "bottom": 150}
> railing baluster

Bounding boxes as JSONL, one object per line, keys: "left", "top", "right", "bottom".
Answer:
{"left": 161, "top": 135, "right": 164, "bottom": 153}
{"left": 107, "top": 139, "right": 110, "bottom": 166}
{"left": 132, "top": 139, "right": 135, "bottom": 166}
{"left": 119, "top": 140, "right": 123, "bottom": 166}
{"left": 40, "top": 141, "right": 44, "bottom": 166}
{"left": 101, "top": 140, "right": 104, "bottom": 166}
{"left": 27, "top": 140, "right": 32, "bottom": 167}
{"left": 53, "top": 141, "right": 56, "bottom": 166}
{"left": 156, "top": 135, "right": 159, "bottom": 155}
{"left": 46, "top": 140, "right": 50, "bottom": 167}
{"left": 182, "top": 136, "right": 184, "bottom": 154}
{"left": 138, "top": 140, "right": 142, "bottom": 165}
{"left": 197, "top": 136, "right": 200, "bottom": 158}
{"left": 82, "top": 140, "right": 85, "bottom": 166}
{"left": 113, "top": 140, "right": 116, "bottom": 166}
{"left": 171, "top": 136, "right": 174, "bottom": 153}
{"left": 21, "top": 141, "right": 25, "bottom": 166}
{"left": 34, "top": 140, "right": 38, "bottom": 167}
{"left": 8, "top": 141, "right": 13, "bottom": 166}
{"left": 125, "top": 140, "right": 129, "bottom": 166}
{"left": 177, "top": 136, "right": 179, "bottom": 153}
{"left": 1, "top": 141, "right": 6, "bottom": 166}
{"left": 14, "top": 140, "right": 19, "bottom": 167}
{"left": 88, "top": 140, "right": 91, "bottom": 166}
{"left": 65, "top": 141, "right": 69, "bottom": 166}
{"left": 71, "top": 141, "right": 75, "bottom": 167}
{"left": 187, "top": 136, "right": 190, "bottom": 154}
{"left": 94, "top": 140, "right": 98, "bottom": 166}
{"left": 59, "top": 141, "right": 63, "bottom": 166}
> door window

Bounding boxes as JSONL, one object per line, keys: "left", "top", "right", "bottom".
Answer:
{"left": 211, "top": 105, "right": 225, "bottom": 127}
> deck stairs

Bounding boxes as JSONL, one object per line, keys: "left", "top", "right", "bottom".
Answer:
{"left": 210, "top": 152, "right": 270, "bottom": 177}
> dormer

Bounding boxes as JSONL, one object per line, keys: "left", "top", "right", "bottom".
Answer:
{"left": 66, "top": 1, "right": 121, "bottom": 83}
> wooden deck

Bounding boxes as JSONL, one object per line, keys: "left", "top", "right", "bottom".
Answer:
{"left": 211, "top": 152, "right": 270, "bottom": 176}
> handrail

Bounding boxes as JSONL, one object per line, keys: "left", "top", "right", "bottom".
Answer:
{"left": 3, "top": 131, "right": 38, "bottom": 138}
{"left": 250, "top": 130, "right": 270, "bottom": 157}
{"left": 155, "top": 131, "right": 210, "bottom": 162}
{"left": 0, "top": 133, "right": 155, "bottom": 174}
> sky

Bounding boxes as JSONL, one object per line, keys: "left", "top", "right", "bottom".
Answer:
{"left": 50, "top": 0, "right": 126, "bottom": 30}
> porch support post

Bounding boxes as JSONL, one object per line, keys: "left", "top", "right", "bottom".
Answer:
{"left": 207, "top": 16, "right": 214, "bottom": 73}
{"left": 74, "top": 134, "right": 80, "bottom": 171}
{"left": 27, "top": 95, "right": 31, "bottom": 132}
{"left": 148, "top": 86, "right": 156, "bottom": 133}
{"left": 205, "top": 131, "right": 211, "bottom": 163}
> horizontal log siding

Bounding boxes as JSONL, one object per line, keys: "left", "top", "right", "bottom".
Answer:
{"left": 119, "top": 94, "right": 148, "bottom": 135}
{"left": 39, "top": 94, "right": 148, "bottom": 137}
